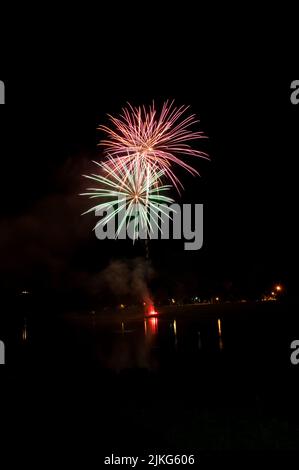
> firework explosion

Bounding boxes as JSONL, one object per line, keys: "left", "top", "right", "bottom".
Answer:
{"left": 82, "top": 100, "right": 207, "bottom": 314}
{"left": 98, "top": 100, "right": 208, "bottom": 191}
{"left": 82, "top": 100, "right": 207, "bottom": 239}
{"left": 81, "top": 157, "right": 174, "bottom": 240}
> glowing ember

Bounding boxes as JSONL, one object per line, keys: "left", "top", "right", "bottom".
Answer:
{"left": 148, "top": 305, "right": 158, "bottom": 316}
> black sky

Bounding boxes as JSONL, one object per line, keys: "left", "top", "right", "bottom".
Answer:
{"left": 0, "top": 47, "right": 298, "bottom": 299}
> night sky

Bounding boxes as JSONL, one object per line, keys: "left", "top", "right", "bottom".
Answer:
{"left": 1, "top": 53, "right": 298, "bottom": 302}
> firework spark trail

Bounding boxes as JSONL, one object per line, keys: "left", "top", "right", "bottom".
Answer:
{"left": 98, "top": 101, "right": 209, "bottom": 191}
{"left": 81, "top": 158, "right": 174, "bottom": 240}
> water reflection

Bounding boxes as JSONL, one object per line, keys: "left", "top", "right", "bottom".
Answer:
{"left": 173, "top": 319, "right": 178, "bottom": 349}
{"left": 144, "top": 317, "right": 158, "bottom": 338}
{"left": 149, "top": 317, "right": 158, "bottom": 335}
{"left": 217, "top": 318, "right": 223, "bottom": 350}
{"left": 15, "top": 310, "right": 229, "bottom": 372}
{"left": 22, "top": 318, "right": 28, "bottom": 342}
{"left": 92, "top": 313, "right": 229, "bottom": 371}
{"left": 173, "top": 319, "right": 177, "bottom": 336}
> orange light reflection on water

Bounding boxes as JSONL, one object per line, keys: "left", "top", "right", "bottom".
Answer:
{"left": 144, "top": 316, "right": 158, "bottom": 337}
{"left": 149, "top": 317, "right": 158, "bottom": 334}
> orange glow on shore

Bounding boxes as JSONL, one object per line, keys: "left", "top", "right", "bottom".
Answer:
{"left": 148, "top": 308, "right": 158, "bottom": 316}
{"left": 145, "top": 303, "right": 158, "bottom": 316}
